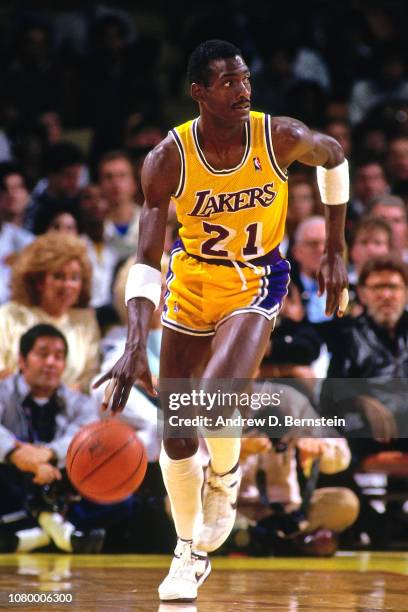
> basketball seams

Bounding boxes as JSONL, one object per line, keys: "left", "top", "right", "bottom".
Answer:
{"left": 75, "top": 435, "right": 136, "bottom": 485}
{"left": 66, "top": 422, "right": 104, "bottom": 474}
{"left": 83, "top": 447, "right": 147, "bottom": 501}
{"left": 67, "top": 421, "right": 147, "bottom": 502}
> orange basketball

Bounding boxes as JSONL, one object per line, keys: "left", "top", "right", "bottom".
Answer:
{"left": 66, "top": 420, "right": 147, "bottom": 503}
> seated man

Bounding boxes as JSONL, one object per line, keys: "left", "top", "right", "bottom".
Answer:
{"left": 0, "top": 324, "right": 104, "bottom": 553}
{"left": 321, "top": 255, "right": 408, "bottom": 448}
{"left": 290, "top": 216, "right": 328, "bottom": 323}
{"left": 98, "top": 151, "right": 141, "bottom": 258}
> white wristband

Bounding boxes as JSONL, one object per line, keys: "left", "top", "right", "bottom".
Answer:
{"left": 316, "top": 159, "right": 349, "bottom": 205}
{"left": 125, "top": 263, "right": 162, "bottom": 309}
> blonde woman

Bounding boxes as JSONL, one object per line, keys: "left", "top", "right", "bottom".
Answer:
{"left": 0, "top": 233, "right": 100, "bottom": 391}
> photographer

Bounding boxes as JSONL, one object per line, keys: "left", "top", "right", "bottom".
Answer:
{"left": 0, "top": 324, "right": 104, "bottom": 553}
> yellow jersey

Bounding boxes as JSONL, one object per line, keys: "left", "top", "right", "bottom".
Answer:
{"left": 170, "top": 111, "right": 288, "bottom": 263}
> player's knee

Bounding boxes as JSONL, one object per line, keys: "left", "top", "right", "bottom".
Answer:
{"left": 163, "top": 437, "right": 199, "bottom": 459}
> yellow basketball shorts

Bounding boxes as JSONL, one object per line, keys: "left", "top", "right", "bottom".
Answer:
{"left": 161, "top": 240, "right": 291, "bottom": 336}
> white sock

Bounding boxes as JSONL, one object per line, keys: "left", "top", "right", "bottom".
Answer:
{"left": 38, "top": 512, "right": 75, "bottom": 552}
{"left": 15, "top": 527, "right": 50, "bottom": 552}
{"left": 159, "top": 446, "right": 204, "bottom": 541}
{"left": 204, "top": 436, "right": 241, "bottom": 475}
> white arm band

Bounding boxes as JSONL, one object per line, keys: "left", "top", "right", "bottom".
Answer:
{"left": 125, "top": 263, "right": 162, "bottom": 309}
{"left": 316, "top": 159, "right": 349, "bottom": 205}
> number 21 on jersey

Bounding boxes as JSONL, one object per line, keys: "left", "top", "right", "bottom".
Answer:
{"left": 201, "top": 221, "right": 264, "bottom": 258}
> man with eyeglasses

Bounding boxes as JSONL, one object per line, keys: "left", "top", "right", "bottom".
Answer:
{"left": 322, "top": 255, "right": 408, "bottom": 443}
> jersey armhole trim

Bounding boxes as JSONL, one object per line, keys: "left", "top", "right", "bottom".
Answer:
{"left": 170, "top": 129, "right": 186, "bottom": 198}
{"left": 264, "top": 114, "right": 288, "bottom": 182}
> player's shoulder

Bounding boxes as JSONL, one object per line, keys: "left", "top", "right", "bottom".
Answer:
{"left": 143, "top": 133, "right": 180, "bottom": 178}
{"left": 141, "top": 133, "right": 181, "bottom": 197}
{"left": 145, "top": 133, "right": 178, "bottom": 166}
{"left": 267, "top": 115, "right": 316, "bottom": 164}
{"left": 269, "top": 115, "right": 312, "bottom": 142}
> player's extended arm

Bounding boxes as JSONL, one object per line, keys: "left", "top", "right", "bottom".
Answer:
{"left": 93, "top": 136, "right": 180, "bottom": 411}
{"left": 272, "top": 117, "right": 348, "bottom": 317}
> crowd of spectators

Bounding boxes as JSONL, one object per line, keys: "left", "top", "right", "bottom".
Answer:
{"left": 1, "top": 2, "right": 408, "bottom": 555}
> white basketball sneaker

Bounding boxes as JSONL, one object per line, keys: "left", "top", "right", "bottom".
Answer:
{"left": 194, "top": 463, "right": 242, "bottom": 553}
{"left": 158, "top": 538, "right": 211, "bottom": 602}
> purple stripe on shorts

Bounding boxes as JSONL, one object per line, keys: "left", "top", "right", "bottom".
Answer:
{"left": 162, "top": 243, "right": 182, "bottom": 315}
{"left": 256, "top": 258, "right": 291, "bottom": 312}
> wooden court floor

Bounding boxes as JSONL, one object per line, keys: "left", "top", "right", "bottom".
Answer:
{"left": 0, "top": 552, "right": 407, "bottom": 611}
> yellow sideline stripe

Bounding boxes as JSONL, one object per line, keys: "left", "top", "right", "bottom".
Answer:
{"left": 1, "top": 552, "right": 408, "bottom": 574}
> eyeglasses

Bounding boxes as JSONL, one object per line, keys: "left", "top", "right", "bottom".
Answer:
{"left": 364, "top": 283, "right": 406, "bottom": 293}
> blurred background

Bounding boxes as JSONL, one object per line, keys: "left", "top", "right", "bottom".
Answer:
{"left": 0, "top": 0, "right": 406, "bottom": 176}
{"left": 1, "top": 0, "right": 408, "bottom": 557}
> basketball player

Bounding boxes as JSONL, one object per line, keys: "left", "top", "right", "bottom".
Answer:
{"left": 94, "top": 40, "right": 349, "bottom": 602}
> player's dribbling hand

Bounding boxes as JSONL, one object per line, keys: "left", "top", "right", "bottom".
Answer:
{"left": 317, "top": 252, "right": 348, "bottom": 317}
{"left": 93, "top": 346, "right": 157, "bottom": 413}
